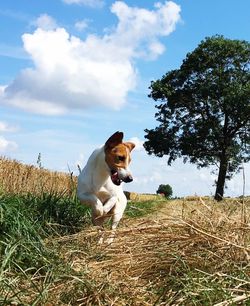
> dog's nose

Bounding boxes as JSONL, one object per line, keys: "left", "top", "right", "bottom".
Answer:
{"left": 123, "top": 175, "right": 133, "bottom": 183}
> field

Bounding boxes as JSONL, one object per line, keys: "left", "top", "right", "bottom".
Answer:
{"left": 0, "top": 157, "right": 250, "bottom": 305}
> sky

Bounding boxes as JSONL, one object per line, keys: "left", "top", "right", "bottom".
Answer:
{"left": 0, "top": 0, "right": 249, "bottom": 197}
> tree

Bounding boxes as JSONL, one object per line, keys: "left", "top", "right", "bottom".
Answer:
{"left": 144, "top": 36, "right": 250, "bottom": 201}
{"left": 157, "top": 184, "right": 173, "bottom": 198}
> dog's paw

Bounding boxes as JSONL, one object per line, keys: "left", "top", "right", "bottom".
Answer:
{"left": 97, "top": 237, "right": 104, "bottom": 244}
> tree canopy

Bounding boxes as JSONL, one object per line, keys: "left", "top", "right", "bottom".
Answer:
{"left": 144, "top": 35, "right": 250, "bottom": 200}
{"left": 156, "top": 184, "right": 173, "bottom": 198}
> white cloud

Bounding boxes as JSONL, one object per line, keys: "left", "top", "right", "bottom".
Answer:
{"left": 129, "top": 137, "right": 144, "bottom": 151}
{"left": 0, "top": 120, "right": 18, "bottom": 153}
{"left": 111, "top": 1, "right": 180, "bottom": 58}
{"left": 128, "top": 149, "right": 250, "bottom": 198}
{"left": 63, "top": 0, "right": 104, "bottom": 8}
{"left": 75, "top": 19, "right": 89, "bottom": 31}
{"left": 0, "top": 121, "right": 17, "bottom": 132}
{"left": 33, "top": 14, "right": 58, "bottom": 30}
{"left": 148, "top": 41, "right": 166, "bottom": 59}
{"left": 0, "top": 136, "right": 17, "bottom": 153}
{"left": 1, "top": 1, "right": 181, "bottom": 115}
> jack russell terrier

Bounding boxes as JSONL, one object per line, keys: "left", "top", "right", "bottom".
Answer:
{"left": 77, "top": 131, "right": 135, "bottom": 242}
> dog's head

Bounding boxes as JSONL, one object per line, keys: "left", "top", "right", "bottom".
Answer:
{"left": 104, "top": 131, "right": 135, "bottom": 186}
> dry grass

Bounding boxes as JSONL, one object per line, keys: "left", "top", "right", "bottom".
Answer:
{"left": 0, "top": 156, "right": 76, "bottom": 195}
{"left": 1, "top": 156, "right": 250, "bottom": 304}
{"left": 125, "top": 191, "right": 161, "bottom": 202}
{"left": 43, "top": 197, "right": 250, "bottom": 305}
{"left": 0, "top": 156, "right": 158, "bottom": 200}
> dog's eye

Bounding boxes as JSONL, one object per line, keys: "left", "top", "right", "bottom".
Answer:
{"left": 117, "top": 155, "right": 125, "bottom": 162}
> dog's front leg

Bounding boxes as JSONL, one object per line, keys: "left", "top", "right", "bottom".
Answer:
{"left": 106, "top": 203, "right": 126, "bottom": 244}
{"left": 103, "top": 196, "right": 117, "bottom": 214}
{"left": 78, "top": 192, "right": 104, "bottom": 225}
{"left": 105, "top": 219, "right": 120, "bottom": 245}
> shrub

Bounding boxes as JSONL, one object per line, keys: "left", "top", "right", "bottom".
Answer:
{"left": 156, "top": 184, "right": 173, "bottom": 199}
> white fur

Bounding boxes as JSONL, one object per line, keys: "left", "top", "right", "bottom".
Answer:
{"left": 77, "top": 145, "right": 130, "bottom": 243}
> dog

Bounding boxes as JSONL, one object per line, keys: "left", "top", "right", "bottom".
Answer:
{"left": 77, "top": 131, "right": 135, "bottom": 242}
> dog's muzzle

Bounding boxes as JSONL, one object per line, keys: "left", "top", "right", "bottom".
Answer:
{"left": 111, "top": 168, "right": 133, "bottom": 185}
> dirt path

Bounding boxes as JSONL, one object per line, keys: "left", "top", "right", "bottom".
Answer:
{"left": 54, "top": 200, "right": 191, "bottom": 305}
{"left": 51, "top": 198, "right": 250, "bottom": 305}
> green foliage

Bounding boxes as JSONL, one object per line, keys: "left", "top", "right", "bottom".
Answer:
{"left": 0, "top": 192, "right": 91, "bottom": 304}
{"left": 23, "top": 192, "right": 91, "bottom": 235}
{"left": 144, "top": 35, "right": 250, "bottom": 200}
{"left": 0, "top": 194, "right": 57, "bottom": 304}
{"left": 125, "top": 199, "right": 165, "bottom": 218}
{"left": 0, "top": 192, "right": 90, "bottom": 270}
{"left": 156, "top": 184, "right": 173, "bottom": 198}
{"left": 0, "top": 194, "right": 48, "bottom": 270}
{"left": 0, "top": 190, "right": 249, "bottom": 304}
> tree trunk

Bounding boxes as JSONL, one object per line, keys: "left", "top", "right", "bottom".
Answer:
{"left": 214, "top": 155, "right": 228, "bottom": 201}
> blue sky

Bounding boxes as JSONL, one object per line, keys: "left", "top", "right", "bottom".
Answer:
{"left": 0, "top": 0, "right": 249, "bottom": 197}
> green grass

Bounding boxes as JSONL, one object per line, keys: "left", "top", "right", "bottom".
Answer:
{"left": 0, "top": 192, "right": 166, "bottom": 304}
{"left": 125, "top": 199, "right": 166, "bottom": 218}
{"left": 0, "top": 191, "right": 91, "bottom": 305}
{"left": 0, "top": 192, "right": 249, "bottom": 305}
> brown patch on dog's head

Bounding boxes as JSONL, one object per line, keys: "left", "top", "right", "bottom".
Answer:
{"left": 124, "top": 142, "right": 135, "bottom": 152}
{"left": 104, "top": 131, "right": 135, "bottom": 185}
{"left": 104, "top": 131, "right": 128, "bottom": 170}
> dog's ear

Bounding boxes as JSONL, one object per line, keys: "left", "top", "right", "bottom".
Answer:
{"left": 105, "top": 131, "right": 124, "bottom": 148}
{"left": 124, "top": 142, "right": 135, "bottom": 152}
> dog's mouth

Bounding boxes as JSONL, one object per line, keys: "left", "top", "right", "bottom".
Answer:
{"left": 111, "top": 170, "right": 122, "bottom": 186}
